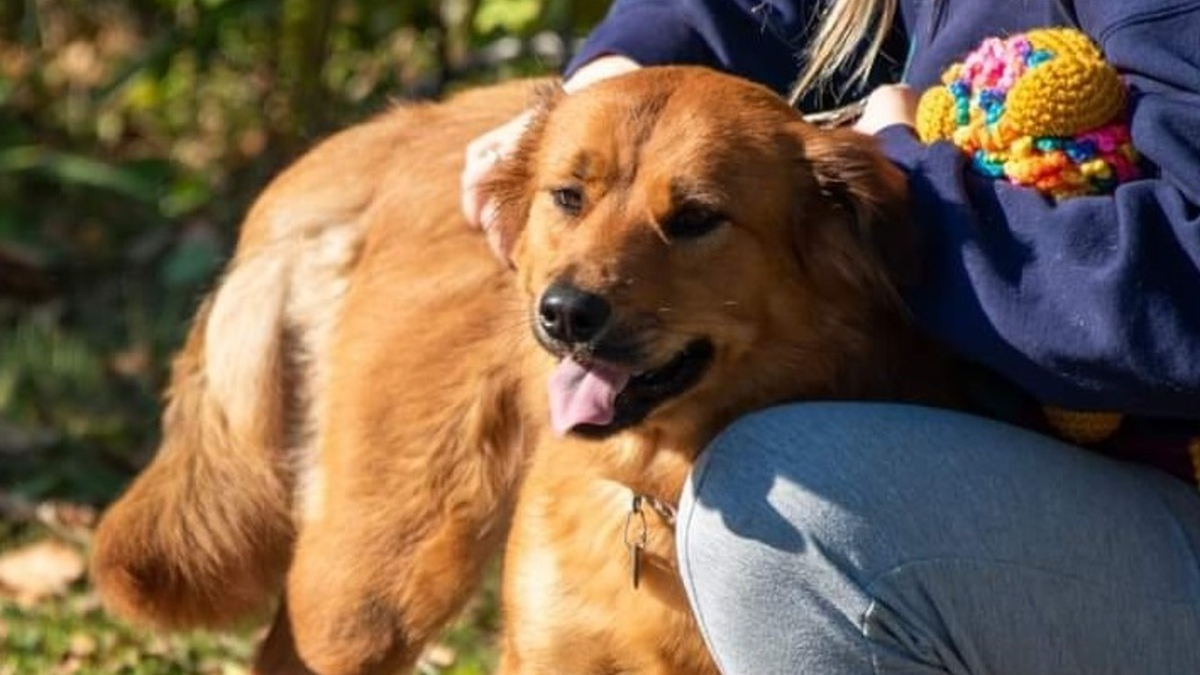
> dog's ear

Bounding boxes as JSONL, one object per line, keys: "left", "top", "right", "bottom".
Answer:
{"left": 794, "top": 124, "right": 920, "bottom": 289}
{"left": 478, "top": 85, "right": 563, "bottom": 267}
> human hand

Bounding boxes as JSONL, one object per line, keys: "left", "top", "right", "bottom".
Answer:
{"left": 461, "top": 109, "right": 534, "bottom": 260}
{"left": 852, "top": 84, "right": 917, "bottom": 135}
{"left": 461, "top": 55, "right": 640, "bottom": 262}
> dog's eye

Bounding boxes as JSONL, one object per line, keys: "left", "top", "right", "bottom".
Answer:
{"left": 662, "top": 206, "right": 726, "bottom": 240}
{"left": 550, "top": 186, "right": 584, "bottom": 216}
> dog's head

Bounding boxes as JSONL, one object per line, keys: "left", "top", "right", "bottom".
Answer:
{"left": 485, "top": 67, "right": 917, "bottom": 441}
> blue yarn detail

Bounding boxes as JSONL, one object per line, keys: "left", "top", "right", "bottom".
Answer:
{"left": 948, "top": 81, "right": 973, "bottom": 126}
{"left": 973, "top": 150, "right": 1006, "bottom": 177}
{"left": 979, "top": 88, "right": 1007, "bottom": 124}
{"left": 955, "top": 98, "right": 970, "bottom": 126}
{"left": 1026, "top": 49, "right": 1054, "bottom": 67}
{"left": 1065, "top": 139, "right": 1097, "bottom": 163}
{"left": 979, "top": 88, "right": 1005, "bottom": 109}
{"left": 1035, "top": 137, "right": 1063, "bottom": 151}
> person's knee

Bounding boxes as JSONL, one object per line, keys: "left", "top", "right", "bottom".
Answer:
{"left": 676, "top": 404, "right": 913, "bottom": 634}
{"left": 677, "top": 399, "right": 1198, "bottom": 601}
{"left": 680, "top": 403, "right": 979, "bottom": 557}
{"left": 676, "top": 402, "right": 1200, "bottom": 675}
{"left": 675, "top": 401, "right": 1060, "bottom": 603}
{"left": 676, "top": 404, "right": 911, "bottom": 674}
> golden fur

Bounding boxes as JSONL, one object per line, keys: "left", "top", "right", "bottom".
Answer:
{"left": 90, "top": 67, "right": 948, "bottom": 675}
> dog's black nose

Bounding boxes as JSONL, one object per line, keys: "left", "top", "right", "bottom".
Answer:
{"left": 538, "top": 283, "right": 612, "bottom": 344}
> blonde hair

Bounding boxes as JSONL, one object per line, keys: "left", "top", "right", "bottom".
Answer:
{"left": 788, "top": 0, "right": 900, "bottom": 109}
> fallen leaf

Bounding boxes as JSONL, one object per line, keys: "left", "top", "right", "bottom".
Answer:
{"left": 54, "top": 655, "right": 84, "bottom": 675}
{"left": 109, "top": 344, "right": 151, "bottom": 379}
{"left": 423, "top": 643, "right": 457, "bottom": 668}
{"left": 0, "top": 539, "right": 85, "bottom": 605}
{"left": 70, "top": 588, "right": 103, "bottom": 614}
{"left": 68, "top": 631, "right": 98, "bottom": 656}
{"left": 36, "top": 500, "right": 99, "bottom": 545}
{"left": 142, "top": 634, "right": 170, "bottom": 656}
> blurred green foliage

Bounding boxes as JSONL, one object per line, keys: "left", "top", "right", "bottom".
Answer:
{"left": 0, "top": 0, "right": 608, "bottom": 503}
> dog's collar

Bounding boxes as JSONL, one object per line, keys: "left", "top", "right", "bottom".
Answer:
{"left": 636, "top": 492, "right": 677, "bottom": 527}
{"left": 623, "top": 491, "right": 678, "bottom": 589}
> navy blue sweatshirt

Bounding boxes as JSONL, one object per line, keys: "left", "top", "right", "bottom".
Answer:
{"left": 565, "top": 0, "right": 1200, "bottom": 481}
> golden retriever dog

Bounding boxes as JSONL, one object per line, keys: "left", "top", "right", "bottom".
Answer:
{"left": 90, "top": 66, "right": 950, "bottom": 675}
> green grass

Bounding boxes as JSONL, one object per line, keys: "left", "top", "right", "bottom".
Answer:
{"left": 0, "top": 524, "right": 500, "bottom": 675}
{"left": 1, "top": 594, "right": 255, "bottom": 675}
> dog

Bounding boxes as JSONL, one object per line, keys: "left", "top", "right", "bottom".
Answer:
{"left": 90, "top": 66, "right": 951, "bottom": 675}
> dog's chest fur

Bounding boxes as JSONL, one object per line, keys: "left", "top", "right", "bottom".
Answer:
{"left": 502, "top": 431, "right": 718, "bottom": 675}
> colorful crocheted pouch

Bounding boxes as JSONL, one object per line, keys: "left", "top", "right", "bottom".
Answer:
{"left": 916, "top": 27, "right": 1139, "bottom": 199}
{"left": 916, "top": 28, "right": 1141, "bottom": 444}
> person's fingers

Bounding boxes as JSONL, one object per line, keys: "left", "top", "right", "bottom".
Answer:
{"left": 461, "top": 111, "right": 534, "bottom": 227}
{"left": 561, "top": 55, "right": 641, "bottom": 93}
{"left": 461, "top": 142, "right": 503, "bottom": 227}
{"left": 853, "top": 84, "right": 917, "bottom": 135}
{"left": 461, "top": 139, "right": 503, "bottom": 223}
{"left": 479, "top": 201, "right": 511, "bottom": 267}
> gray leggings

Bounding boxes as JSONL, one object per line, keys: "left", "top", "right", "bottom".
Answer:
{"left": 677, "top": 403, "right": 1200, "bottom": 675}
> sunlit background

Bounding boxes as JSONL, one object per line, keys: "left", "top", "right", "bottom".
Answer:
{"left": 0, "top": 1, "right": 607, "bottom": 672}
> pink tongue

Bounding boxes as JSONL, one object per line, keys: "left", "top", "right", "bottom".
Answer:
{"left": 548, "top": 357, "right": 632, "bottom": 435}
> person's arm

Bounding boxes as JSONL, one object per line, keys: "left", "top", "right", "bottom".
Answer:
{"left": 565, "top": 0, "right": 824, "bottom": 95}
{"left": 870, "top": 14, "right": 1200, "bottom": 418}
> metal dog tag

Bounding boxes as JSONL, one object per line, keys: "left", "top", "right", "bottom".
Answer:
{"left": 629, "top": 541, "right": 643, "bottom": 589}
{"left": 624, "top": 494, "right": 648, "bottom": 589}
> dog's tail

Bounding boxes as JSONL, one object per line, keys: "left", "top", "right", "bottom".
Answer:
{"left": 89, "top": 111, "right": 386, "bottom": 631}
{"left": 90, "top": 239, "right": 297, "bottom": 630}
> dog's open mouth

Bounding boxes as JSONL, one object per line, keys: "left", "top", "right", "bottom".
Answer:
{"left": 547, "top": 338, "right": 715, "bottom": 438}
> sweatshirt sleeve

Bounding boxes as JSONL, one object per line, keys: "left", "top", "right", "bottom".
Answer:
{"left": 876, "top": 15, "right": 1200, "bottom": 418}
{"left": 563, "top": 0, "right": 820, "bottom": 96}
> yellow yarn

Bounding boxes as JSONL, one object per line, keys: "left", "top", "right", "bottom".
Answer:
{"left": 1190, "top": 439, "right": 1200, "bottom": 487}
{"left": 915, "top": 87, "right": 958, "bottom": 142}
{"left": 1042, "top": 407, "right": 1125, "bottom": 445}
{"left": 915, "top": 28, "right": 1129, "bottom": 160}
{"left": 1004, "top": 29, "right": 1126, "bottom": 137}
{"left": 915, "top": 28, "right": 1142, "bottom": 445}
